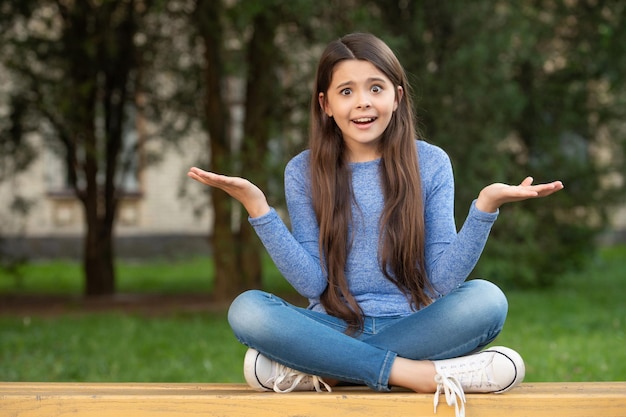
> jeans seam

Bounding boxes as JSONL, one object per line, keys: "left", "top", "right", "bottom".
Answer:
{"left": 377, "top": 351, "right": 396, "bottom": 391}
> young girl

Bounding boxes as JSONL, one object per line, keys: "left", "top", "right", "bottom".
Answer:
{"left": 188, "top": 32, "right": 563, "bottom": 417}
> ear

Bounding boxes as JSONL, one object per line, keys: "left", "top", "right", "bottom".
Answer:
{"left": 319, "top": 92, "right": 331, "bottom": 117}
{"left": 394, "top": 86, "right": 404, "bottom": 111}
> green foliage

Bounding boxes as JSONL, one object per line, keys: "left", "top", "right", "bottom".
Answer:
{"left": 355, "top": 0, "right": 626, "bottom": 288}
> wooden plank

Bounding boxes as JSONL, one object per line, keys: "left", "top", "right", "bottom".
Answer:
{"left": 1, "top": 382, "right": 625, "bottom": 417}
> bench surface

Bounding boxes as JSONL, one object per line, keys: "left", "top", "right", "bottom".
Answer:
{"left": 1, "top": 382, "right": 625, "bottom": 417}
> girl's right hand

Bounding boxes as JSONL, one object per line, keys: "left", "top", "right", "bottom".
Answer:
{"left": 187, "top": 167, "right": 271, "bottom": 218}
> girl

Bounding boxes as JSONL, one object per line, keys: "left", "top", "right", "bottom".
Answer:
{"left": 188, "top": 33, "right": 563, "bottom": 417}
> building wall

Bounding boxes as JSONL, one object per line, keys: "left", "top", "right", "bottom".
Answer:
{"left": 0, "top": 130, "right": 215, "bottom": 259}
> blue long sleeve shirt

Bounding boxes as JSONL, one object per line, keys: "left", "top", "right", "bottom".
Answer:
{"left": 249, "top": 140, "right": 498, "bottom": 317}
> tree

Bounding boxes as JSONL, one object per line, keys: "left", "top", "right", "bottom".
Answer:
{"left": 0, "top": 90, "right": 37, "bottom": 279}
{"left": 190, "top": 0, "right": 321, "bottom": 301}
{"left": 0, "top": 0, "right": 157, "bottom": 295}
{"left": 491, "top": 0, "right": 626, "bottom": 286}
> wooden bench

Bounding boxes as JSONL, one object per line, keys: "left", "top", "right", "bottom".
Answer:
{"left": 1, "top": 382, "right": 625, "bottom": 416}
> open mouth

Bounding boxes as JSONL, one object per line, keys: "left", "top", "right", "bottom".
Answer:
{"left": 352, "top": 117, "right": 377, "bottom": 125}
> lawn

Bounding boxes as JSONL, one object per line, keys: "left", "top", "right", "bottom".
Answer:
{"left": 0, "top": 246, "right": 624, "bottom": 383}
{"left": 497, "top": 245, "right": 626, "bottom": 382}
{"left": 0, "top": 255, "right": 292, "bottom": 295}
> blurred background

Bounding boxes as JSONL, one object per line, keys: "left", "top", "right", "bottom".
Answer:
{"left": 0, "top": 0, "right": 624, "bottom": 383}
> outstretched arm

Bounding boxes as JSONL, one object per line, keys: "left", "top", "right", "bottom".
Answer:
{"left": 425, "top": 170, "right": 564, "bottom": 295}
{"left": 187, "top": 167, "right": 271, "bottom": 218}
{"left": 187, "top": 164, "right": 328, "bottom": 298}
{"left": 476, "top": 176, "right": 564, "bottom": 213}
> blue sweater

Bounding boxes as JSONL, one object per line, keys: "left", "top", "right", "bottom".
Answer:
{"left": 249, "top": 140, "right": 498, "bottom": 317}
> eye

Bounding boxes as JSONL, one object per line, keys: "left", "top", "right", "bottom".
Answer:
{"left": 340, "top": 88, "right": 352, "bottom": 96}
{"left": 371, "top": 85, "right": 383, "bottom": 93}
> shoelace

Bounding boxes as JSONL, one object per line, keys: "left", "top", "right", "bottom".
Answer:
{"left": 268, "top": 362, "right": 332, "bottom": 393}
{"left": 434, "top": 373, "right": 466, "bottom": 417}
{"left": 454, "top": 358, "right": 496, "bottom": 391}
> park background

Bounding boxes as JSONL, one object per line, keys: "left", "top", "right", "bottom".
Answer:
{"left": 0, "top": 0, "right": 624, "bottom": 383}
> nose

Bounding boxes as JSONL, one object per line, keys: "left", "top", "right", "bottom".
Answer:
{"left": 357, "top": 97, "right": 371, "bottom": 109}
{"left": 356, "top": 90, "right": 371, "bottom": 109}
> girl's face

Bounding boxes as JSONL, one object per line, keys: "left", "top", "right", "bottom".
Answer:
{"left": 319, "top": 59, "right": 402, "bottom": 162}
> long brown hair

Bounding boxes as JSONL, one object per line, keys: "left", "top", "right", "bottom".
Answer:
{"left": 309, "top": 33, "right": 431, "bottom": 333}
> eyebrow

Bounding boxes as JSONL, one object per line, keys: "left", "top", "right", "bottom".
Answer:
{"left": 334, "top": 77, "right": 388, "bottom": 90}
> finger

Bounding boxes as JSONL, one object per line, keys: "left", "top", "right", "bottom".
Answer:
{"left": 190, "top": 167, "right": 219, "bottom": 179}
{"left": 535, "top": 181, "right": 562, "bottom": 192}
{"left": 539, "top": 181, "right": 565, "bottom": 196}
{"left": 524, "top": 181, "right": 563, "bottom": 198}
{"left": 193, "top": 170, "right": 226, "bottom": 185}
{"left": 187, "top": 170, "right": 225, "bottom": 187}
{"left": 520, "top": 176, "right": 534, "bottom": 187}
{"left": 187, "top": 174, "right": 215, "bottom": 188}
{"left": 189, "top": 167, "right": 209, "bottom": 176}
{"left": 187, "top": 171, "right": 205, "bottom": 182}
{"left": 517, "top": 189, "right": 539, "bottom": 198}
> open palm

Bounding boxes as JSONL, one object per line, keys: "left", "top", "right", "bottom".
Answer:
{"left": 187, "top": 167, "right": 270, "bottom": 218}
{"left": 477, "top": 177, "right": 564, "bottom": 213}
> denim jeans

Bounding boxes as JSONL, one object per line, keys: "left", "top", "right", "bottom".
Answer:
{"left": 228, "top": 279, "right": 507, "bottom": 391}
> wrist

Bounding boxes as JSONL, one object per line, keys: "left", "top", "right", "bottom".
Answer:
{"left": 246, "top": 201, "right": 271, "bottom": 218}
{"left": 476, "top": 194, "right": 499, "bottom": 213}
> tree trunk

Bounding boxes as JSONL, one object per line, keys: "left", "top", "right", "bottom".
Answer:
{"left": 78, "top": 127, "right": 117, "bottom": 296}
{"left": 83, "top": 220, "right": 116, "bottom": 295}
{"left": 62, "top": 1, "right": 136, "bottom": 296}
{"left": 195, "top": 0, "right": 242, "bottom": 301}
{"left": 195, "top": 1, "right": 295, "bottom": 300}
{"left": 237, "top": 11, "right": 281, "bottom": 290}
{"left": 211, "top": 193, "right": 241, "bottom": 299}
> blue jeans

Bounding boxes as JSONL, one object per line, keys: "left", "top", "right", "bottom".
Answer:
{"left": 228, "top": 279, "right": 507, "bottom": 391}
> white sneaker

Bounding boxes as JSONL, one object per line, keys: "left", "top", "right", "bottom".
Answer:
{"left": 243, "top": 348, "right": 332, "bottom": 393}
{"left": 432, "top": 346, "right": 525, "bottom": 417}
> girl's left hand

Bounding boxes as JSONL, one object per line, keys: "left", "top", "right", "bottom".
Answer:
{"left": 476, "top": 176, "right": 564, "bottom": 213}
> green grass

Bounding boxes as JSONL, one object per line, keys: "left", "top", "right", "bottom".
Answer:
{"left": 0, "top": 255, "right": 291, "bottom": 295}
{"left": 0, "top": 246, "right": 624, "bottom": 383}
{"left": 497, "top": 244, "right": 626, "bottom": 382}
{"left": 0, "top": 312, "right": 246, "bottom": 382}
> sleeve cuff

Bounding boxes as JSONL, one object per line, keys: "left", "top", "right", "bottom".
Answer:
{"left": 470, "top": 199, "right": 499, "bottom": 222}
{"left": 248, "top": 207, "right": 279, "bottom": 226}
